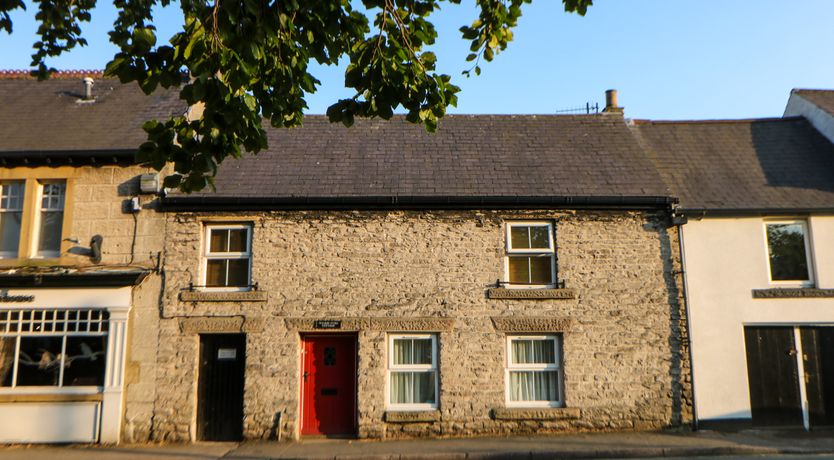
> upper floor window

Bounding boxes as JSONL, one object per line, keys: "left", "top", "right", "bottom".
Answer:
{"left": 765, "top": 220, "right": 813, "bottom": 285}
{"left": 0, "top": 181, "right": 25, "bottom": 258}
{"left": 34, "top": 181, "right": 66, "bottom": 258}
{"left": 0, "top": 179, "right": 67, "bottom": 260}
{"left": 202, "top": 224, "right": 252, "bottom": 289}
{"left": 505, "top": 221, "right": 556, "bottom": 287}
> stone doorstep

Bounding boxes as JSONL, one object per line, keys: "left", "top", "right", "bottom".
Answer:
{"left": 384, "top": 410, "right": 441, "bottom": 423}
{"left": 491, "top": 407, "right": 581, "bottom": 421}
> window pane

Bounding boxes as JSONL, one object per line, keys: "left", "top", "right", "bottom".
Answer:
{"left": 0, "top": 337, "right": 15, "bottom": 387}
{"left": 767, "top": 223, "right": 810, "bottom": 281}
{"left": 393, "top": 338, "right": 433, "bottom": 365}
{"left": 0, "top": 181, "right": 24, "bottom": 210}
{"left": 510, "top": 226, "right": 530, "bottom": 249}
{"left": 63, "top": 336, "right": 107, "bottom": 386}
{"left": 529, "top": 226, "right": 551, "bottom": 249}
{"left": 228, "top": 229, "right": 247, "bottom": 252}
{"left": 390, "top": 371, "right": 436, "bottom": 405}
{"left": 209, "top": 229, "right": 229, "bottom": 253}
{"left": 508, "top": 256, "right": 531, "bottom": 284}
{"left": 0, "top": 211, "right": 21, "bottom": 255}
{"left": 37, "top": 211, "right": 63, "bottom": 256}
{"left": 16, "top": 337, "right": 63, "bottom": 386}
{"left": 226, "top": 259, "right": 250, "bottom": 287}
{"left": 509, "top": 371, "right": 558, "bottom": 402}
{"left": 512, "top": 339, "right": 556, "bottom": 364}
{"left": 529, "top": 256, "right": 554, "bottom": 284}
{"left": 205, "top": 260, "right": 226, "bottom": 286}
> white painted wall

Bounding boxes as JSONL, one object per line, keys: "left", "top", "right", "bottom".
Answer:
{"left": 683, "top": 216, "right": 834, "bottom": 423}
{"left": 784, "top": 92, "right": 834, "bottom": 145}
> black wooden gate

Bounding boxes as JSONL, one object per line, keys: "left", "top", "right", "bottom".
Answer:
{"left": 744, "top": 326, "right": 803, "bottom": 426}
{"left": 197, "top": 334, "right": 246, "bottom": 441}
{"left": 801, "top": 327, "right": 834, "bottom": 427}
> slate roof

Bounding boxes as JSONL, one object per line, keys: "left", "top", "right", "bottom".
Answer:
{"left": 794, "top": 89, "right": 834, "bottom": 116}
{"left": 0, "top": 74, "right": 183, "bottom": 161}
{"left": 168, "top": 114, "right": 673, "bottom": 206}
{"left": 632, "top": 117, "right": 834, "bottom": 212}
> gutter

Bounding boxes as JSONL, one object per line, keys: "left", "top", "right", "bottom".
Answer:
{"left": 676, "top": 221, "right": 699, "bottom": 429}
{"left": 160, "top": 195, "right": 678, "bottom": 212}
{"left": 679, "top": 207, "right": 834, "bottom": 217}
{"left": 0, "top": 149, "right": 136, "bottom": 166}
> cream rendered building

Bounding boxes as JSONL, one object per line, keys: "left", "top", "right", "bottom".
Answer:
{"left": 633, "top": 95, "right": 834, "bottom": 429}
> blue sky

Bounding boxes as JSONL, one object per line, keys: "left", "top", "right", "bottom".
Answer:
{"left": 2, "top": 0, "right": 832, "bottom": 120}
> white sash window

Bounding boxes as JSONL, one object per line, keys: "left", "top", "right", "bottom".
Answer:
{"left": 506, "top": 335, "right": 563, "bottom": 407}
{"left": 387, "top": 334, "right": 438, "bottom": 410}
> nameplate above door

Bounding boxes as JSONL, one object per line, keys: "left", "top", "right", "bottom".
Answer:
{"left": 314, "top": 320, "right": 342, "bottom": 329}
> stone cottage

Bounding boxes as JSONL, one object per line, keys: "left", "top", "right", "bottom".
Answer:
{"left": 149, "top": 108, "right": 693, "bottom": 441}
{"left": 0, "top": 72, "right": 182, "bottom": 443}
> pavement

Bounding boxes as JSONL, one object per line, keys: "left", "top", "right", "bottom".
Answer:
{"left": 3, "top": 430, "right": 834, "bottom": 459}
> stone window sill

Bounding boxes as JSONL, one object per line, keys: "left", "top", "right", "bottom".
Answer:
{"left": 492, "top": 407, "right": 580, "bottom": 421}
{"left": 180, "top": 290, "right": 268, "bottom": 302}
{"left": 752, "top": 288, "right": 834, "bottom": 299}
{"left": 384, "top": 410, "right": 441, "bottom": 423}
{"left": 487, "top": 288, "right": 576, "bottom": 300}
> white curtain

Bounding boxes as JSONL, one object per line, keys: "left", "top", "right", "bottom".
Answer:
{"left": 391, "top": 371, "right": 436, "bottom": 404}
{"left": 509, "top": 371, "right": 558, "bottom": 402}
{"left": 511, "top": 339, "right": 555, "bottom": 364}
{"left": 393, "top": 338, "right": 432, "bottom": 365}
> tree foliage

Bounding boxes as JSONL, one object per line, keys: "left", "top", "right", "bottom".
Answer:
{"left": 1, "top": 0, "right": 592, "bottom": 191}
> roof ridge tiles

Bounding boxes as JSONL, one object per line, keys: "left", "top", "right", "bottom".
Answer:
{"left": 0, "top": 69, "right": 106, "bottom": 80}
{"left": 632, "top": 116, "right": 804, "bottom": 125}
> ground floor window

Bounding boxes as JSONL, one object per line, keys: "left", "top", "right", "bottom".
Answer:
{"left": 0, "top": 308, "right": 109, "bottom": 389}
{"left": 506, "top": 335, "right": 562, "bottom": 407}
{"left": 387, "top": 334, "right": 438, "bottom": 410}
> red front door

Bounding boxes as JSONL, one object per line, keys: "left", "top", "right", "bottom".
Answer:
{"left": 301, "top": 334, "right": 357, "bottom": 436}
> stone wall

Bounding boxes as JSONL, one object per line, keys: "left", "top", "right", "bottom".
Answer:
{"left": 147, "top": 209, "right": 691, "bottom": 441}
{"left": 66, "top": 165, "right": 165, "bottom": 442}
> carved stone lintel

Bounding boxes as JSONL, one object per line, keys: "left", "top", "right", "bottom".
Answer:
{"left": 752, "top": 288, "right": 834, "bottom": 299}
{"left": 179, "top": 316, "right": 265, "bottom": 333}
{"left": 492, "top": 407, "right": 580, "bottom": 421}
{"left": 384, "top": 410, "right": 441, "bottom": 423}
{"left": 179, "top": 290, "right": 268, "bottom": 302}
{"left": 487, "top": 288, "right": 577, "bottom": 300}
{"left": 491, "top": 316, "right": 573, "bottom": 333}
{"left": 283, "top": 317, "right": 456, "bottom": 332}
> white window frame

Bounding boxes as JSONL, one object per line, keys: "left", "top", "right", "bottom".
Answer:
{"left": 0, "top": 308, "right": 108, "bottom": 395}
{"left": 30, "top": 180, "right": 66, "bottom": 259}
{"left": 505, "top": 335, "right": 563, "bottom": 408}
{"left": 504, "top": 221, "right": 556, "bottom": 289}
{"left": 386, "top": 333, "right": 439, "bottom": 411}
{"left": 0, "top": 180, "right": 25, "bottom": 259}
{"left": 763, "top": 219, "right": 815, "bottom": 287}
{"left": 201, "top": 223, "right": 253, "bottom": 291}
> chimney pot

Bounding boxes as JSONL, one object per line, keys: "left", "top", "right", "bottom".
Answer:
{"left": 603, "top": 89, "right": 623, "bottom": 113}
{"left": 82, "top": 77, "right": 94, "bottom": 100}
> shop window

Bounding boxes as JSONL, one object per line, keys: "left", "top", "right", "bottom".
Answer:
{"left": 766, "top": 220, "right": 813, "bottom": 285}
{"left": 388, "top": 334, "right": 438, "bottom": 410}
{"left": 505, "top": 222, "right": 556, "bottom": 287}
{"left": 0, "top": 309, "right": 108, "bottom": 389}
{"left": 506, "top": 335, "right": 563, "bottom": 407}
{"left": 202, "top": 224, "right": 252, "bottom": 289}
